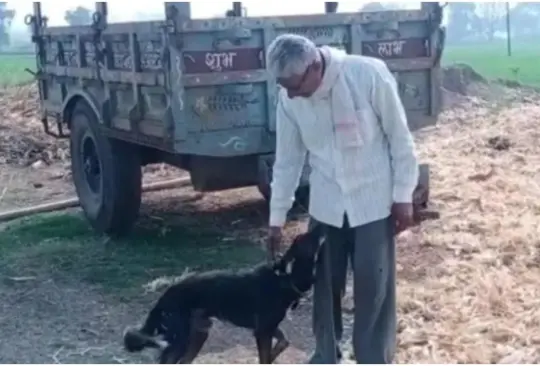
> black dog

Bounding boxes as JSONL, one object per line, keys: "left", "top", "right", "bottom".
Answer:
{"left": 123, "top": 227, "right": 322, "bottom": 364}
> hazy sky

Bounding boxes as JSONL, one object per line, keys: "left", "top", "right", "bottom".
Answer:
{"left": 9, "top": 1, "right": 423, "bottom": 28}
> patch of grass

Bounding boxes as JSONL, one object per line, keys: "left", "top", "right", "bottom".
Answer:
{"left": 0, "top": 54, "right": 35, "bottom": 86}
{"left": 443, "top": 42, "right": 540, "bottom": 87}
{"left": 0, "top": 212, "right": 265, "bottom": 297}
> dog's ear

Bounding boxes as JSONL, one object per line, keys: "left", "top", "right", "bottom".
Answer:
{"left": 280, "top": 250, "right": 295, "bottom": 274}
{"left": 273, "top": 247, "right": 296, "bottom": 275}
{"left": 273, "top": 259, "right": 294, "bottom": 275}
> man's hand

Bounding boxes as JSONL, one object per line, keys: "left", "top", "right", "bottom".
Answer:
{"left": 267, "top": 226, "right": 283, "bottom": 262}
{"left": 391, "top": 202, "right": 414, "bottom": 235}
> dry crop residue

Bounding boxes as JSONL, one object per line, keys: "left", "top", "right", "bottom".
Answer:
{"left": 394, "top": 97, "right": 540, "bottom": 363}
{"left": 0, "top": 84, "right": 182, "bottom": 211}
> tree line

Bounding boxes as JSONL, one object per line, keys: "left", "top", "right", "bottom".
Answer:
{"left": 446, "top": 2, "right": 539, "bottom": 44}
{"left": 1, "top": 2, "right": 539, "bottom": 50}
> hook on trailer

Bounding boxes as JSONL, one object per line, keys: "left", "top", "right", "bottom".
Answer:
{"left": 24, "top": 14, "right": 34, "bottom": 25}
{"left": 91, "top": 11, "right": 102, "bottom": 27}
{"left": 24, "top": 68, "right": 37, "bottom": 77}
{"left": 26, "top": 15, "right": 48, "bottom": 28}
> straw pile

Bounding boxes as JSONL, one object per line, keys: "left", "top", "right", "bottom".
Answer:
{"left": 0, "top": 84, "right": 176, "bottom": 179}
{"left": 396, "top": 88, "right": 540, "bottom": 363}
{"left": 0, "top": 84, "right": 69, "bottom": 167}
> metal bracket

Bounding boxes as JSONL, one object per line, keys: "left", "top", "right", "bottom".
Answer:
{"left": 24, "top": 68, "right": 37, "bottom": 78}
{"left": 91, "top": 2, "right": 108, "bottom": 32}
{"left": 91, "top": 2, "right": 108, "bottom": 72}
{"left": 42, "top": 115, "right": 69, "bottom": 139}
{"left": 433, "top": 27, "right": 446, "bottom": 66}
{"left": 425, "top": 1, "right": 446, "bottom": 66}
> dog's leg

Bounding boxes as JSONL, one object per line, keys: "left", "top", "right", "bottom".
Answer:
{"left": 270, "top": 328, "right": 289, "bottom": 363}
{"left": 160, "top": 343, "right": 187, "bottom": 364}
{"left": 177, "top": 329, "right": 209, "bottom": 364}
{"left": 255, "top": 332, "right": 273, "bottom": 364}
{"left": 158, "top": 314, "right": 193, "bottom": 364}
{"left": 160, "top": 337, "right": 206, "bottom": 365}
{"left": 175, "top": 313, "right": 212, "bottom": 364}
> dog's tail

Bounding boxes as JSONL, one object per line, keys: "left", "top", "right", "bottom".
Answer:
{"left": 123, "top": 308, "right": 168, "bottom": 353}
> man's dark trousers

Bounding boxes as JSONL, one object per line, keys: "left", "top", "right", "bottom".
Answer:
{"left": 308, "top": 215, "right": 397, "bottom": 364}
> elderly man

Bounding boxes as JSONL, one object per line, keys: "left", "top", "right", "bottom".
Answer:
{"left": 265, "top": 34, "right": 419, "bottom": 363}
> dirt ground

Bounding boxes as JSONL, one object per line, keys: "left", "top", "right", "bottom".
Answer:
{"left": 0, "top": 84, "right": 331, "bottom": 364}
{"left": 1, "top": 70, "right": 540, "bottom": 363}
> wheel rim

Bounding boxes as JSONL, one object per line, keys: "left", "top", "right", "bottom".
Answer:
{"left": 81, "top": 133, "right": 102, "bottom": 196}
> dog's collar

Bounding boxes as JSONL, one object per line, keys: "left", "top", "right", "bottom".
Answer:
{"left": 272, "top": 262, "right": 305, "bottom": 298}
{"left": 274, "top": 268, "right": 304, "bottom": 297}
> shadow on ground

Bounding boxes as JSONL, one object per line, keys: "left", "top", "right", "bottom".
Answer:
{"left": 0, "top": 193, "right": 286, "bottom": 296}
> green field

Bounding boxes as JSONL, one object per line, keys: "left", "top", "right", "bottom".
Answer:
{"left": 0, "top": 54, "right": 36, "bottom": 86}
{"left": 442, "top": 42, "right": 540, "bottom": 87}
{"left": 1, "top": 41, "right": 539, "bottom": 87}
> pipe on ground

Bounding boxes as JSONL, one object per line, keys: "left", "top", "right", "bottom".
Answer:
{"left": 0, "top": 177, "right": 191, "bottom": 222}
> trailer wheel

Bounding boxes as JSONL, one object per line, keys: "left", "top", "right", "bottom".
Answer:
{"left": 69, "top": 100, "right": 142, "bottom": 237}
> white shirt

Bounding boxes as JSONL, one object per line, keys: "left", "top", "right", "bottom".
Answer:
{"left": 269, "top": 50, "right": 419, "bottom": 229}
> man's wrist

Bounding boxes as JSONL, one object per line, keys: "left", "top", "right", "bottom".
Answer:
{"left": 269, "top": 208, "right": 287, "bottom": 227}
{"left": 392, "top": 185, "right": 415, "bottom": 204}
{"left": 393, "top": 201, "right": 413, "bottom": 205}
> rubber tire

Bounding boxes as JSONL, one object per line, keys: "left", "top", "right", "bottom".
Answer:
{"left": 69, "top": 100, "right": 142, "bottom": 237}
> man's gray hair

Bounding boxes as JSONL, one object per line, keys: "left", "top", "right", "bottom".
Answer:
{"left": 266, "top": 34, "right": 320, "bottom": 79}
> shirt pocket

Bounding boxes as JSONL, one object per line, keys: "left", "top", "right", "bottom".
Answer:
{"left": 334, "top": 114, "right": 363, "bottom": 149}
